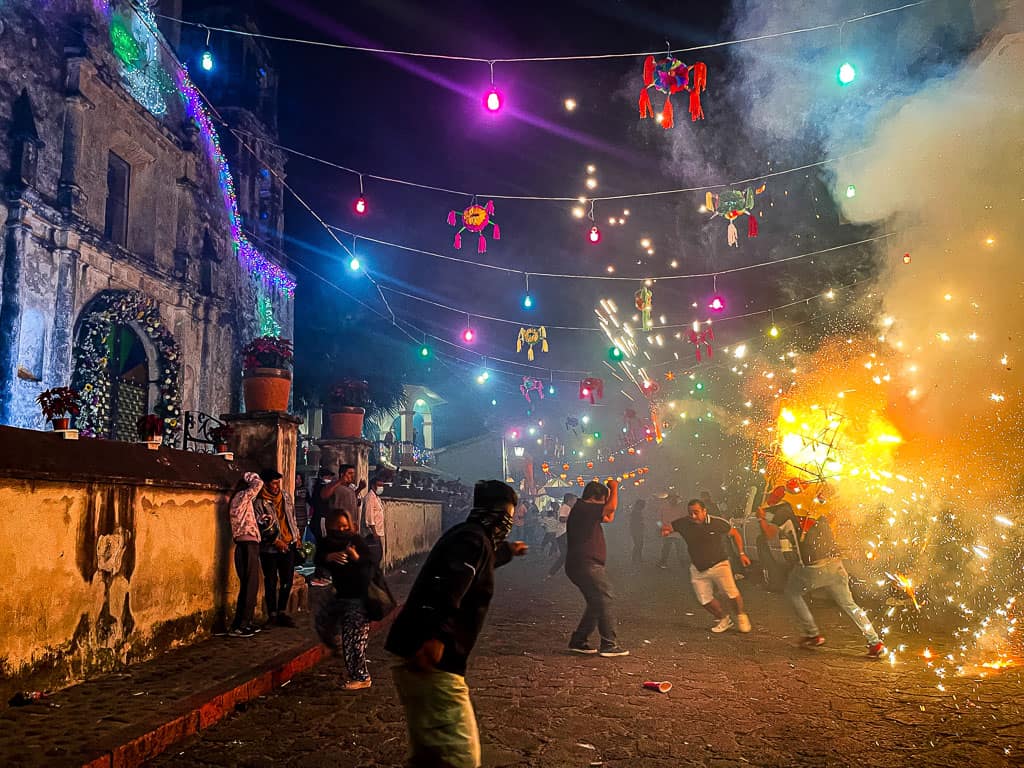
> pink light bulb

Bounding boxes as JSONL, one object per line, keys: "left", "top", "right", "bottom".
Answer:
{"left": 588, "top": 226, "right": 602, "bottom": 244}
{"left": 354, "top": 195, "right": 368, "bottom": 215}
{"left": 462, "top": 328, "right": 475, "bottom": 343}
{"left": 709, "top": 295, "right": 725, "bottom": 312}
{"left": 483, "top": 87, "right": 503, "bottom": 113}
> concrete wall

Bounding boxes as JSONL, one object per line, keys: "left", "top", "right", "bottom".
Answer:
{"left": 0, "top": 477, "right": 232, "bottom": 696}
{"left": 382, "top": 498, "right": 442, "bottom": 571}
{"left": 433, "top": 434, "right": 504, "bottom": 485}
{"left": 0, "top": 424, "right": 244, "bottom": 699}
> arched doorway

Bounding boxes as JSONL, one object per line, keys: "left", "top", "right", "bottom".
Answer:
{"left": 71, "top": 290, "right": 183, "bottom": 442}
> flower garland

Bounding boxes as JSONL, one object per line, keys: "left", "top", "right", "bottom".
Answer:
{"left": 71, "top": 290, "right": 183, "bottom": 442}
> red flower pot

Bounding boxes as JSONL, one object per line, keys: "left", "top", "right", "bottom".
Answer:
{"left": 243, "top": 368, "right": 292, "bottom": 412}
{"left": 328, "top": 407, "right": 365, "bottom": 438}
{"left": 51, "top": 417, "right": 70, "bottom": 431}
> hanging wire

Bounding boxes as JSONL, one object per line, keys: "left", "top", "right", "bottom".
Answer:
{"left": 156, "top": 2, "right": 929, "bottom": 65}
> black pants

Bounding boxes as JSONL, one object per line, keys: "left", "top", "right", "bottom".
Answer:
{"left": 548, "top": 534, "right": 568, "bottom": 576}
{"left": 232, "top": 541, "right": 260, "bottom": 630}
{"left": 630, "top": 528, "right": 645, "bottom": 563}
{"left": 567, "top": 563, "right": 617, "bottom": 647}
{"left": 259, "top": 549, "right": 294, "bottom": 617}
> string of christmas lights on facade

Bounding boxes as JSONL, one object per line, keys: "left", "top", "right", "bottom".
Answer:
{"left": 124, "top": 2, "right": 296, "bottom": 296}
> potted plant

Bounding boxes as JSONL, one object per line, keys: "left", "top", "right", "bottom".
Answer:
{"left": 241, "top": 336, "right": 294, "bottom": 413}
{"left": 137, "top": 414, "right": 164, "bottom": 447}
{"left": 36, "top": 387, "right": 81, "bottom": 430}
{"left": 327, "top": 379, "right": 369, "bottom": 438}
{"left": 209, "top": 423, "right": 234, "bottom": 454}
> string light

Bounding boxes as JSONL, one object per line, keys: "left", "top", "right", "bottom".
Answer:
{"left": 845, "top": 184, "right": 857, "bottom": 198}
{"left": 419, "top": 344, "right": 431, "bottom": 358}
{"left": 837, "top": 61, "right": 857, "bottom": 85}
{"left": 200, "top": 27, "right": 214, "bottom": 71}
{"left": 564, "top": 98, "right": 577, "bottom": 111}
{"left": 589, "top": 226, "right": 602, "bottom": 244}
{"left": 348, "top": 256, "right": 361, "bottom": 271}
{"left": 483, "top": 62, "right": 503, "bottom": 113}
{"left": 522, "top": 274, "right": 534, "bottom": 309}
{"left": 462, "top": 315, "right": 476, "bottom": 343}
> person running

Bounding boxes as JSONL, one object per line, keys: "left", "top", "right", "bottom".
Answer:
{"left": 547, "top": 493, "right": 574, "bottom": 578}
{"left": 663, "top": 498, "right": 752, "bottom": 634}
{"left": 657, "top": 495, "right": 688, "bottom": 569}
{"left": 758, "top": 498, "right": 886, "bottom": 657}
{"left": 314, "top": 510, "right": 375, "bottom": 690}
{"left": 629, "top": 498, "right": 647, "bottom": 564}
{"left": 385, "top": 480, "right": 528, "bottom": 768}
{"left": 565, "top": 480, "right": 628, "bottom": 657}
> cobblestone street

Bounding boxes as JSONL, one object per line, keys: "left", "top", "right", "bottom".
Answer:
{"left": 153, "top": 529, "right": 1021, "bottom": 768}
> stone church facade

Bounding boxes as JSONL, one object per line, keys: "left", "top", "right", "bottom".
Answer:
{"left": 0, "top": 0, "right": 294, "bottom": 441}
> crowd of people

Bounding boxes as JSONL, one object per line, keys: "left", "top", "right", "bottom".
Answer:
{"left": 227, "top": 471, "right": 885, "bottom": 768}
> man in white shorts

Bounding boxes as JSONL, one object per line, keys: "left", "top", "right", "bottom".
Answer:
{"left": 662, "top": 498, "right": 752, "bottom": 633}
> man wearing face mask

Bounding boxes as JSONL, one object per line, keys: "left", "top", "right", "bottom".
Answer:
{"left": 386, "top": 480, "right": 528, "bottom": 768}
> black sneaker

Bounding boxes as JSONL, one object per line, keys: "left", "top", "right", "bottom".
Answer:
{"left": 568, "top": 642, "right": 598, "bottom": 655}
{"left": 598, "top": 645, "right": 630, "bottom": 657}
{"left": 228, "top": 626, "right": 255, "bottom": 638}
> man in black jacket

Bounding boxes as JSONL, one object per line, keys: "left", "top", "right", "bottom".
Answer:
{"left": 386, "top": 480, "right": 528, "bottom": 768}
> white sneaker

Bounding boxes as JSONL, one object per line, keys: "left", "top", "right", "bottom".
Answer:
{"left": 711, "top": 616, "right": 734, "bottom": 633}
{"left": 736, "top": 613, "right": 752, "bottom": 633}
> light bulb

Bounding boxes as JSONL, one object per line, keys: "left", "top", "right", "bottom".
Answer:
{"left": 522, "top": 294, "right": 534, "bottom": 309}
{"left": 845, "top": 184, "right": 857, "bottom": 198}
{"left": 462, "top": 328, "right": 475, "bottom": 343}
{"left": 200, "top": 49, "right": 214, "bottom": 71}
{"left": 348, "top": 257, "right": 361, "bottom": 271}
{"left": 483, "top": 87, "right": 503, "bottom": 112}
{"left": 837, "top": 62, "right": 856, "bottom": 85}
{"left": 769, "top": 325, "right": 780, "bottom": 338}
{"left": 588, "top": 226, "right": 602, "bottom": 244}
{"left": 564, "top": 98, "right": 577, "bottom": 112}
{"left": 709, "top": 296, "right": 725, "bottom": 312}
{"left": 419, "top": 345, "right": 430, "bottom": 358}
{"left": 353, "top": 195, "right": 368, "bottom": 215}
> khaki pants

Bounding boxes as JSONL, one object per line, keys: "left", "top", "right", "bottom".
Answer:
{"left": 391, "top": 663, "right": 481, "bottom": 768}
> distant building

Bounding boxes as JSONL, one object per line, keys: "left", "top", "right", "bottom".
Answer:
{"left": 0, "top": 0, "right": 294, "bottom": 440}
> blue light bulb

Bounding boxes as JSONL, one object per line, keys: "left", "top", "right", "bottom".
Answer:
{"left": 201, "top": 49, "right": 214, "bottom": 72}
{"left": 523, "top": 294, "right": 534, "bottom": 309}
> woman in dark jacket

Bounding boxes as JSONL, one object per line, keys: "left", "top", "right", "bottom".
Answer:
{"left": 314, "top": 510, "right": 375, "bottom": 689}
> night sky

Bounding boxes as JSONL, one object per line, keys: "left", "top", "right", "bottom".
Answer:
{"left": 175, "top": 0, "right": 987, "bottom": 491}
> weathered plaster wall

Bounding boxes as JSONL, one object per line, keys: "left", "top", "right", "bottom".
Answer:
{"left": 382, "top": 498, "right": 442, "bottom": 571}
{"left": 0, "top": 477, "right": 234, "bottom": 696}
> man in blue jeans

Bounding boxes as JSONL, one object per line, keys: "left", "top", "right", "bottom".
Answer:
{"left": 758, "top": 499, "right": 886, "bottom": 658}
{"left": 565, "top": 479, "right": 628, "bottom": 657}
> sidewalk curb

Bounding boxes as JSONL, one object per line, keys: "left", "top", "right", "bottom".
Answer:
{"left": 80, "top": 609, "right": 400, "bottom": 768}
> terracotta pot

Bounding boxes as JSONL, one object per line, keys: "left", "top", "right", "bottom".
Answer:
{"left": 216, "top": 443, "right": 229, "bottom": 454}
{"left": 328, "top": 407, "right": 365, "bottom": 438}
{"left": 51, "top": 417, "right": 70, "bottom": 431}
{"left": 243, "top": 368, "right": 292, "bottom": 412}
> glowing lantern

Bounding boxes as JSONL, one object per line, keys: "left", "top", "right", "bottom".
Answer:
{"left": 483, "top": 87, "right": 503, "bottom": 113}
